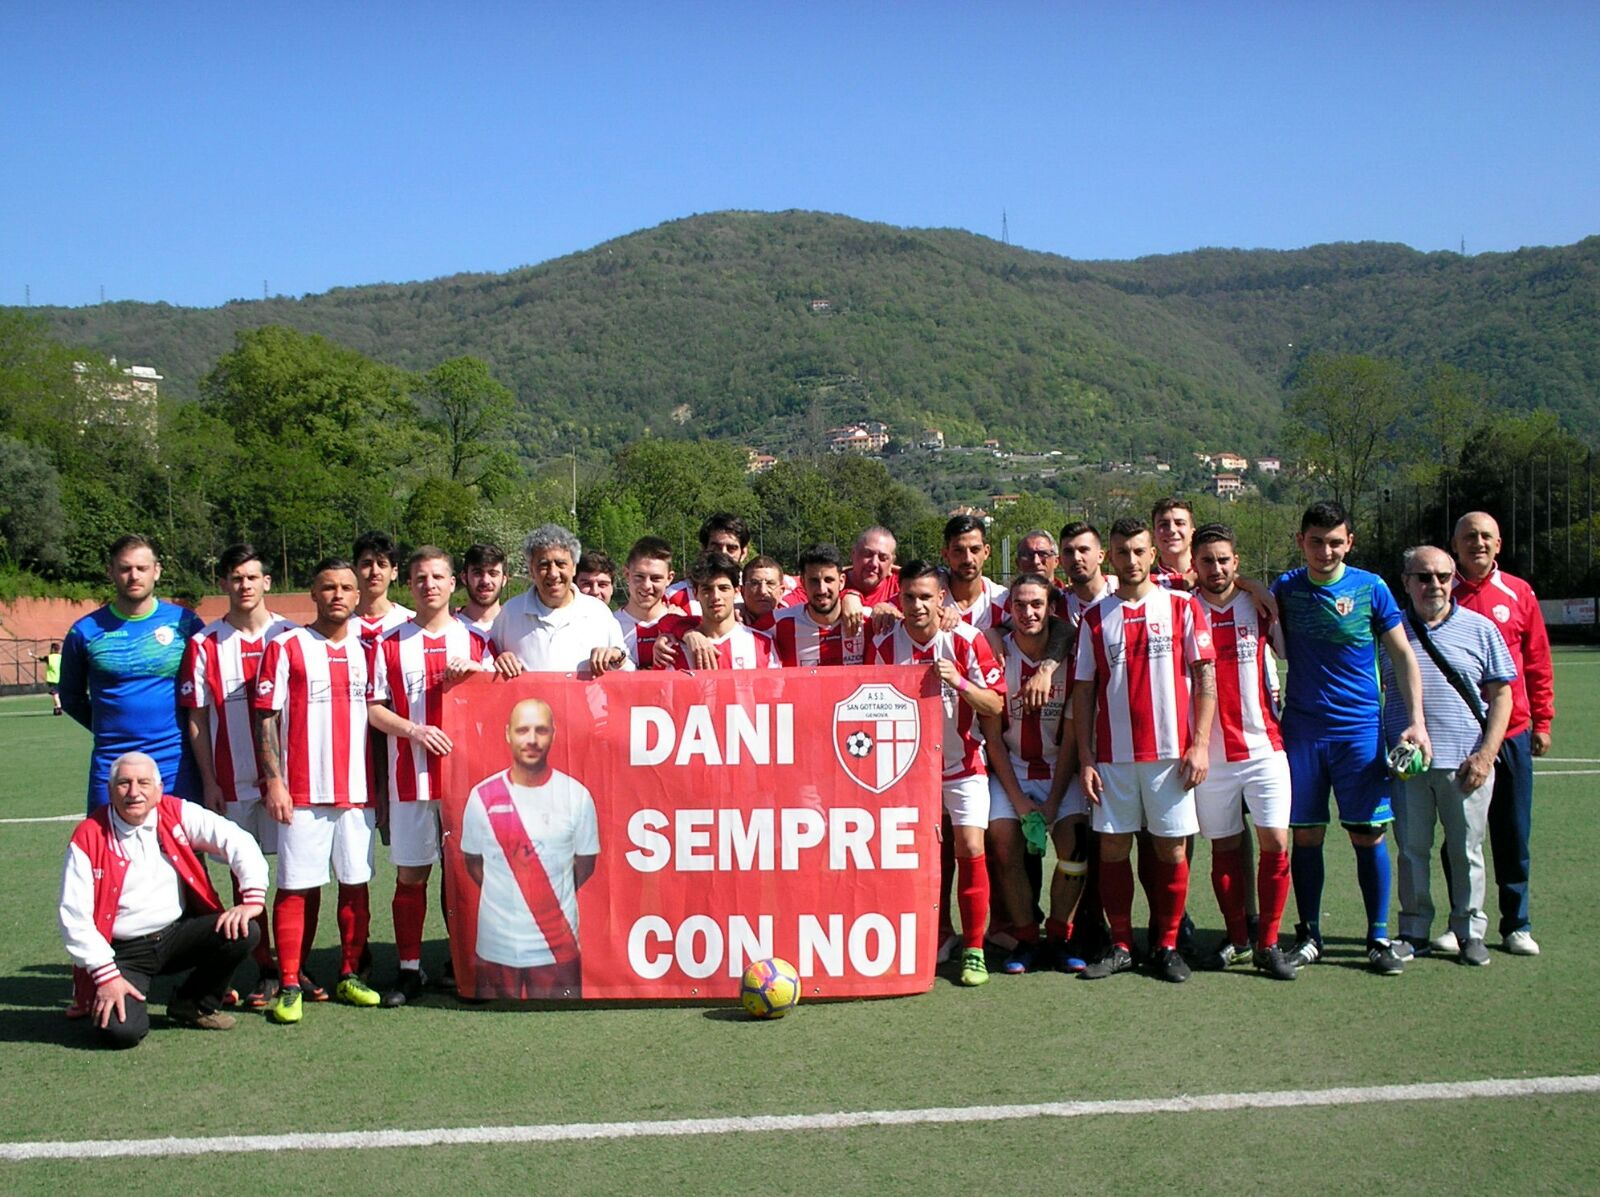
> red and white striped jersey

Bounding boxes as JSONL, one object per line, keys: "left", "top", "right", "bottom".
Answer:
{"left": 944, "top": 576, "right": 1009, "bottom": 632}
{"left": 867, "top": 621, "right": 1005, "bottom": 780}
{"left": 1198, "top": 592, "right": 1283, "bottom": 762}
{"left": 368, "top": 620, "right": 494, "bottom": 802}
{"left": 1072, "top": 588, "right": 1216, "bottom": 764}
{"left": 354, "top": 605, "right": 414, "bottom": 665}
{"left": 179, "top": 616, "right": 297, "bottom": 803}
{"left": 1151, "top": 563, "right": 1195, "bottom": 592}
{"left": 669, "top": 624, "right": 781, "bottom": 671}
{"left": 770, "top": 606, "right": 867, "bottom": 667}
{"left": 663, "top": 579, "right": 700, "bottom": 618}
{"left": 1058, "top": 577, "right": 1115, "bottom": 630}
{"left": 996, "top": 631, "right": 1068, "bottom": 781}
{"left": 615, "top": 608, "right": 699, "bottom": 669}
{"left": 454, "top": 608, "right": 497, "bottom": 636}
{"left": 252, "top": 627, "right": 370, "bottom": 807}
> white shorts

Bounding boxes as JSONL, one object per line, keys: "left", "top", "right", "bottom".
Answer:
{"left": 225, "top": 796, "right": 278, "bottom": 856}
{"left": 1194, "top": 753, "right": 1291, "bottom": 838}
{"left": 1091, "top": 760, "right": 1198, "bottom": 838}
{"left": 943, "top": 774, "right": 991, "bottom": 829}
{"left": 388, "top": 800, "right": 442, "bottom": 867}
{"left": 987, "top": 774, "right": 1089, "bottom": 823}
{"left": 277, "top": 806, "right": 376, "bottom": 890}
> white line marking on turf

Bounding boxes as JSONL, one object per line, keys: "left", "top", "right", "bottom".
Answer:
{"left": 1534, "top": 769, "right": 1600, "bottom": 777}
{"left": 0, "top": 814, "right": 80, "bottom": 825}
{"left": 3, "top": 1074, "right": 1598, "bottom": 1162}
{"left": 1540, "top": 758, "right": 1600, "bottom": 764}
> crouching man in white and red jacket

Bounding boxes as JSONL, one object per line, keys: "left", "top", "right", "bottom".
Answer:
{"left": 59, "top": 751, "right": 268, "bottom": 1048}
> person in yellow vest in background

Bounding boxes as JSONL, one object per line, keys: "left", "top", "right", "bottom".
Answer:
{"left": 46, "top": 641, "right": 64, "bottom": 715}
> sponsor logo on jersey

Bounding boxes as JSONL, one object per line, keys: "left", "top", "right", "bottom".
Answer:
{"left": 833, "top": 683, "right": 919, "bottom": 794}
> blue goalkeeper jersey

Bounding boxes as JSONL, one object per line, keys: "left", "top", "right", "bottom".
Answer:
{"left": 59, "top": 599, "right": 203, "bottom": 809}
{"left": 1272, "top": 564, "right": 1402, "bottom": 741}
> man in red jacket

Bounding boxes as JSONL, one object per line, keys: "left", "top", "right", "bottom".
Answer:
{"left": 1451, "top": 512, "right": 1555, "bottom": 957}
{"left": 58, "top": 752, "right": 267, "bottom": 1048}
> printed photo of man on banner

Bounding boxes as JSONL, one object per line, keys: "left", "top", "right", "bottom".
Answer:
{"left": 439, "top": 668, "right": 943, "bottom": 1001}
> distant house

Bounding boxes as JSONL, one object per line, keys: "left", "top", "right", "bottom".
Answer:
{"left": 745, "top": 450, "right": 778, "bottom": 474}
{"left": 948, "top": 504, "right": 991, "bottom": 523}
{"left": 988, "top": 493, "right": 1021, "bottom": 509}
{"left": 74, "top": 357, "right": 161, "bottom": 440}
{"left": 1193, "top": 451, "right": 1214, "bottom": 467}
{"left": 922, "top": 428, "right": 945, "bottom": 450}
{"left": 1213, "top": 472, "right": 1243, "bottom": 499}
{"left": 1255, "top": 456, "right": 1281, "bottom": 474}
{"left": 1215, "top": 451, "right": 1249, "bottom": 472}
{"left": 827, "top": 421, "right": 890, "bottom": 454}
{"left": 1155, "top": 462, "right": 1172, "bottom": 472}
{"left": 808, "top": 298, "right": 832, "bottom": 313}
{"left": 982, "top": 438, "right": 1001, "bottom": 450}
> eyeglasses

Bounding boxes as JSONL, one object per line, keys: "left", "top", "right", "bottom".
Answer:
{"left": 1406, "top": 571, "right": 1454, "bottom": 583}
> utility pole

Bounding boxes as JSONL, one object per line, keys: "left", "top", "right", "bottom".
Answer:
{"left": 1001, "top": 210, "right": 1009, "bottom": 246}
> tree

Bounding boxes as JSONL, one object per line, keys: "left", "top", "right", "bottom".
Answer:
{"left": 0, "top": 436, "right": 68, "bottom": 571}
{"left": 1283, "top": 354, "right": 1411, "bottom": 526}
{"left": 418, "top": 356, "right": 517, "bottom": 489}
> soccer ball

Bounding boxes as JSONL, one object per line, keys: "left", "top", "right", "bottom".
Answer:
{"left": 739, "top": 957, "right": 801, "bottom": 1019}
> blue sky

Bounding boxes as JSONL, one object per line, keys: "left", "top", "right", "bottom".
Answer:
{"left": 4, "top": 2, "right": 1596, "bottom": 308}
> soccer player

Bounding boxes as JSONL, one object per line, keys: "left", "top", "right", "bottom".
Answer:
{"left": 664, "top": 513, "right": 757, "bottom": 614}
{"left": 353, "top": 531, "right": 415, "bottom": 647}
{"left": 461, "top": 699, "right": 598, "bottom": 999}
{"left": 180, "top": 543, "right": 297, "bottom": 1007}
{"left": 492, "top": 524, "right": 628, "bottom": 677}
{"left": 367, "top": 547, "right": 495, "bottom": 1007}
{"left": 1450, "top": 511, "right": 1554, "bottom": 956}
{"left": 1074, "top": 518, "right": 1216, "bottom": 983}
{"left": 941, "top": 514, "right": 1008, "bottom": 630}
{"left": 59, "top": 534, "right": 204, "bottom": 812}
{"left": 576, "top": 550, "right": 617, "bottom": 607}
{"left": 845, "top": 526, "right": 901, "bottom": 617}
{"left": 667, "top": 553, "right": 780, "bottom": 670}
{"left": 456, "top": 542, "right": 508, "bottom": 634}
{"left": 1151, "top": 497, "right": 1197, "bottom": 591}
{"left": 252, "top": 558, "right": 380, "bottom": 1023}
{"left": 611, "top": 537, "right": 697, "bottom": 669}
{"left": 1272, "top": 500, "right": 1430, "bottom": 976}
{"left": 866, "top": 561, "right": 1005, "bottom": 986}
{"left": 1190, "top": 525, "right": 1298, "bottom": 979}
{"left": 1059, "top": 522, "right": 1115, "bottom": 625}
{"left": 770, "top": 543, "right": 867, "bottom": 667}
{"left": 983, "top": 573, "right": 1090, "bottom": 975}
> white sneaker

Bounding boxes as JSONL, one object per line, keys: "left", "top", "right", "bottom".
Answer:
{"left": 936, "top": 933, "right": 960, "bottom": 964}
{"left": 1429, "top": 930, "right": 1460, "bottom": 955}
{"left": 1503, "top": 930, "right": 1541, "bottom": 956}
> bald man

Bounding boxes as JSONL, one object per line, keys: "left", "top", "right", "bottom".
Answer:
{"left": 1450, "top": 512, "right": 1554, "bottom": 956}
{"left": 459, "top": 699, "right": 599, "bottom": 998}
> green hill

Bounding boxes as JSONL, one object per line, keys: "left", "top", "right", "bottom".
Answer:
{"left": 24, "top": 211, "right": 1600, "bottom": 456}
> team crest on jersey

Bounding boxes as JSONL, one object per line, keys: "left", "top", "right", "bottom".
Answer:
{"left": 256, "top": 678, "right": 273, "bottom": 696}
{"left": 832, "top": 683, "right": 920, "bottom": 794}
{"left": 180, "top": 680, "right": 194, "bottom": 696}
{"left": 1492, "top": 604, "right": 1510, "bottom": 623}
{"left": 1196, "top": 630, "right": 1212, "bottom": 649}
{"left": 154, "top": 626, "right": 175, "bottom": 646}
{"left": 1334, "top": 596, "right": 1356, "bottom": 616}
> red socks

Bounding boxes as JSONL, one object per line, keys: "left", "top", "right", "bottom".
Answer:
{"left": 1102, "top": 856, "right": 1136, "bottom": 949}
{"left": 274, "top": 891, "right": 306, "bottom": 988}
{"left": 1256, "top": 850, "right": 1291, "bottom": 950}
{"left": 956, "top": 853, "right": 990, "bottom": 950}
{"left": 392, "top": 881, "right": 427, "bottom": 966}
{"left": 337, "top": 883, "right": 370, "bottom": 976}
{"left": 1211, "top": 844, "right": 1250, "bottom": 946}
{"left": 1152, "top": 857, "right": 1190, "bottom": 951}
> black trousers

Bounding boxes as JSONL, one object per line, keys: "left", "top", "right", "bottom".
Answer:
{"left": 98, "top": 914, "right": 258, "bottom": 1049}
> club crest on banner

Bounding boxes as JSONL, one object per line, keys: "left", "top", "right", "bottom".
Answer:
{"left": 832, "top": 683, "right": 920, "bottom": 794}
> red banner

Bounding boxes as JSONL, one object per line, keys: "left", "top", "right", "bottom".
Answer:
{"left": 440, "top": 666, "right": 943, "bottom": 1000}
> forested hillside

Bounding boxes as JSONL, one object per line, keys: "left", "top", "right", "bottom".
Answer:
{"left": 29, "top": 212, "right": 1599, "bottom": 457}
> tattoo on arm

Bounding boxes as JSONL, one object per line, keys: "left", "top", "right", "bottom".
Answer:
{"left": 1194, "top": 660, "right": 1216, "bottom": 698}
{"left": 252, "top": 710, "right": 283, "bottom": 781}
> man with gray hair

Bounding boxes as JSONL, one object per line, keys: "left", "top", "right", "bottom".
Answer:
{"left": 1383, "top": 545, "right": 1516, "bottom": 967}
{"left": 492, "top": 524, "right": 629, "bottom": 677}
{"left": 58, "top": 752, "right": 268, "bottom": 1047}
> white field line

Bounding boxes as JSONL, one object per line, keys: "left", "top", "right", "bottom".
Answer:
{"left": 0, "top": 814, "right": 80, "bottom": 825}
{"left": 3, "top": 1074, "right": 1598, "bottom": 1163}
{"left": 1533, "top": 769, "right": 1600, "bottom": 776}
{"left": 1539, "top": 758, "right": 1600, "bottom": 764}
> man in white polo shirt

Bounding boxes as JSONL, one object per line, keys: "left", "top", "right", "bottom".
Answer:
{"left": 491, "top": 524, "right": 629, "bottom": 678}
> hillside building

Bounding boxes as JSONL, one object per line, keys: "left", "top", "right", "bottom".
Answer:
{"left": 74, "top": 357, "right": 161, "bottom": 440}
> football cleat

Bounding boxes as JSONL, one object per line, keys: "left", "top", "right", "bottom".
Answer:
{"left": 1286, "top": 924, "right": 1323, "bottom": 968}
{"left": 1252, "top": 945, "right": 1299, "bottom": 981}
{"left": 1002, "top": 943, "right": 1036, "bottom": 975}
{"left": 958, "top": 949, "right": 989, "bottom": 987}
{"left": 336, "top": 974, "right": 381, "bottom": 1007}
{"left": 1199, "top": 942, "right": 1251, "bottom": 971}
{"left": 245, "top": 970, "right": 282, "bottom": 1010}
{"left": 1366, "top": 940, "right": 1405, "bottom": 976}
{"left": 1081, "top": 945, "right": 1135, "bottom": 980}
{"left": 301, "top": 971, "right": 330, "bottom": 1002}
{"left": 1154, "top": 947, "right": 1191, "bottom": 983}
{"left": 381, "top": 969, "right": 427, "bottom": 1008}
{"left": 268, "top": 985, "right": 303, "bottom": 1025}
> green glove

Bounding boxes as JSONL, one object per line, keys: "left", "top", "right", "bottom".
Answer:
{"left": 1021, "top": 810, "right": 1049, "bottom": 856}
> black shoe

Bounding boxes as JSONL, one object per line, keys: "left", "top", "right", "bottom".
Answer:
{"left": 382, "top": 968, "right": 427, "bottom": 1008}
{"left": 433, "top": 956, "right": 458, "bottom": 992}
{"left": 1153, "top": 947, "right": 1191, "bottom": 983}
{"left": 1198, "top": 941, "right": 1250, "bottom": 971}
{"left": 1367, "top": 939, "right": 1405, "bottom": 976}
{"left": 1252, "top": 945, "right": 1299, "bottom": 981}
{"left": 1081, "top": 945, "right": 1134, "bottom": 980}
{"left": 1286, "top": 923, "right": 1323, "bottom": 968}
